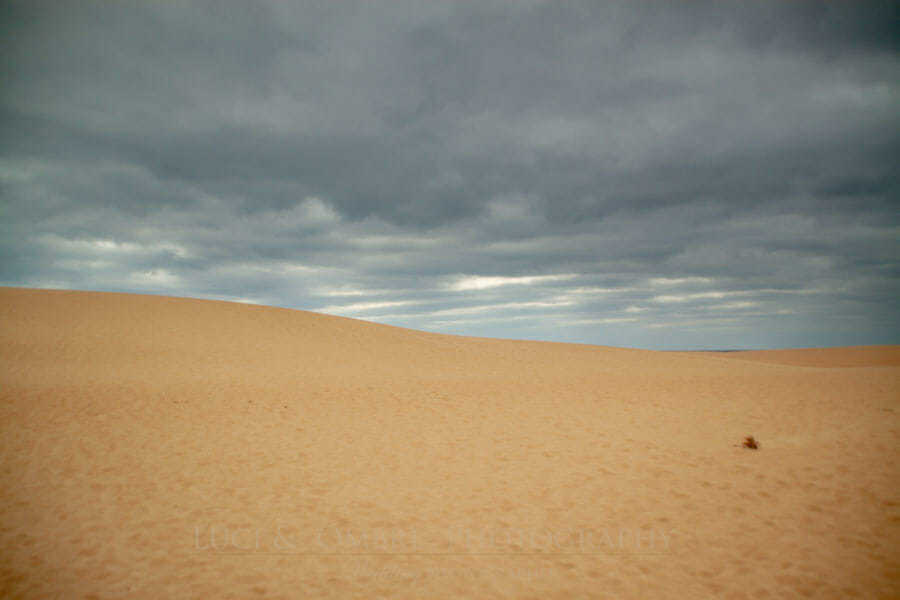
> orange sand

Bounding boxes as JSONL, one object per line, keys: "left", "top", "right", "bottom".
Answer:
{"left": 1, "top": 287, "right": 898, "bottom": 599}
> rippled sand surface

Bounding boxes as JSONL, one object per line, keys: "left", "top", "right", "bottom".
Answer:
{"left": 1, "top": 288, "right": 898, "bottom": 599}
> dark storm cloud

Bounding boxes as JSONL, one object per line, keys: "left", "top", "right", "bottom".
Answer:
{"left": 1, "top": 0, "right": 898, "bottom": 349}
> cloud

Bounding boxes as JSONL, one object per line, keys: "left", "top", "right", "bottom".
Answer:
{"left": 447, "top": 274, "right": 578, "bottom": 292}
{"left": 652, "top": 291, "right": 746, "bottom": 304}
{"left": 316, "top": 300, "right": 423, "bottom": 315}
{"left": 0, "top": 0, "right": 897, "bottom": 349}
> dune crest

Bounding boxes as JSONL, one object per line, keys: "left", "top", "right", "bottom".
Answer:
{"left": 710, "top": 346, "right": 900, "bottom": 368}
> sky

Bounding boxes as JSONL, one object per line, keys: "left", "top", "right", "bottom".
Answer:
{"left": 1, "top": 1, "right": 898, "bottom": 350}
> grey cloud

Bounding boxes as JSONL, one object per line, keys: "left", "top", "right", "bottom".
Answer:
{"left": 1, "top": 0, "right": 898, "bottom": 349}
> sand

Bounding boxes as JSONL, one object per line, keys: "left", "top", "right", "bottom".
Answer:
{"left": 1, "top": 287, "right": 898, "bottom": 599}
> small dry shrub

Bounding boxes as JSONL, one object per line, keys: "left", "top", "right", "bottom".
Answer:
{"left": 742, "top": 436, "right": 759, "bottom": 449}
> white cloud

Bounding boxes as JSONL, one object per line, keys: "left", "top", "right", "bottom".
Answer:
{"left": 312, "top": 286, "right": 391, "bottom": 297}
{"left": 648, "top": 277, "right": 715, "bottom": 287}
{"left": 709, "top": 301, "right": 759, "bottom": 311}
{"left": 427, "top": 314, "right": 548, "bottom": 328}
{"left": 430, "top": 298, "right": 575, "bottom": 317}
{"left": 652, "top": 291, "right": 744, "bottom": 303}
{"left": 214, "top": 261, "right": 328, "bottom": 277}
{"left": 566, "top": 286, "right": 638, "bottom": 296}
{"left": 317, "top": 300, "right": 421, "bottom": 314}
{"left": 447, "top": 274, "right": 578, "bottom": 292}
{"left": 561, "top": 317, "right": 640, "bottom": 326}
{"left": 38, "top": 235, "right": 191, "bottom": 259}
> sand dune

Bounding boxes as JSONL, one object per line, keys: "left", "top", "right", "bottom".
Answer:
{"left": 1, "top": 287, "right": 898, "bottom": 599}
